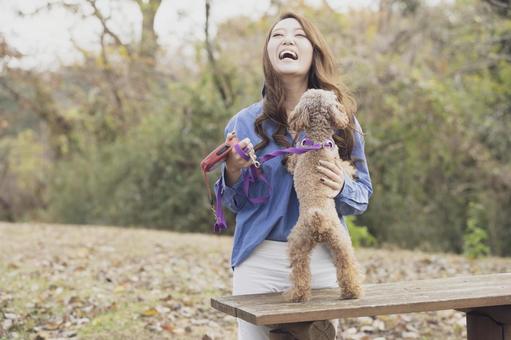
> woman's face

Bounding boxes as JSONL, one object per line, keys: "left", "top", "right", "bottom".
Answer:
{"left": 267, "top": 18, "right": 313, "bottom": 79}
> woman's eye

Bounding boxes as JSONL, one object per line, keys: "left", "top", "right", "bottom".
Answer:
{"left": 296, "top": 33, "right": 307, "bottom": 38}
{"left": 272, "top": 33, "right": 283, "bottom": 37}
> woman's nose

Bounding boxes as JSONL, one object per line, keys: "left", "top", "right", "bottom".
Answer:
{"left": 282, "top": 36, "right": 295, "bottom": 45}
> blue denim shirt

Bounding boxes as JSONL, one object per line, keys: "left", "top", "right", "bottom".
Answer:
{"left": 214, "top": 100, "right": 373, "bottom": 269}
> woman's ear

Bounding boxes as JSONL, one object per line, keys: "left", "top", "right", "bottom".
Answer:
{"left": 329, "top": 102, "right": 349, "bottom": 130}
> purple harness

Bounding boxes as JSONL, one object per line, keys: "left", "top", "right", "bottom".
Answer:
{"left": 214, "top": 137, "right": 335, "bottom": 232}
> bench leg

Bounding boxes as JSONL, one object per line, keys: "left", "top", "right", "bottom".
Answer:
{"left": 465, "top": 305, "right": 511, "bottom": 340}
{"left": 269, "top": 329, "right": 295, "bottom": 340}
{"left": 269, "top": 320, "right": 336, "bottom": 340}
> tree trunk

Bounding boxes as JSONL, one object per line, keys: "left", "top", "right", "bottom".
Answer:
{"left": 137, "top": 0, "right": 162, "bottom": 65}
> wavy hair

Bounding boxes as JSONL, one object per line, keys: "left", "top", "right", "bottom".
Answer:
{"left": 255, "top": 11, "right": 358, "bottom": 162}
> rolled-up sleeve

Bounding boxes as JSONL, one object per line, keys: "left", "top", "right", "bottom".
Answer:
{"left": 213, "top": 115, "right": 249, "bottom": 213}
{"left": 214, "top": 163, "right": 248, "bottom": 213}
{"left": 335, "top": 117, "right": 373, "bottom": 216}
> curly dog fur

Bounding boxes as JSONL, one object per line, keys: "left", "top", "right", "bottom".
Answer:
{"left": 283, "top": 89, "right": 364, "bottom": 302}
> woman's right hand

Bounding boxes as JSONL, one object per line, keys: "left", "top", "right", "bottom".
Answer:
{"left": 225, "top": 134, "right": 254, "bottom": 174}
{"left": 224, "top": 135, "right": 254, "bottom": 186}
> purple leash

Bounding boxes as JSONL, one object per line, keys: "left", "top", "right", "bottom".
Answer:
{"left": 213, "top": 137, "right": 335, "bottom": 232}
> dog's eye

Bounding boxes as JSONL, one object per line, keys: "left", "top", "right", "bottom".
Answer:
{"left": 301, "top": 139, "right": 307, "bottom": 146}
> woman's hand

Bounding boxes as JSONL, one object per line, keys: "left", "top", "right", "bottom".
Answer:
{"left": 316, "top": 159, "right": 345, "bottom": 198}
{"left": 225, "top": 134, "right": 254, "bottom": 173}
{"left": 224, "top": 133, "right": 255, "bottom": 187}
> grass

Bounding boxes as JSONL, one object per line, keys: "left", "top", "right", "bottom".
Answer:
{"left": 1, "top": 221, "right": 510, "bottom": 339}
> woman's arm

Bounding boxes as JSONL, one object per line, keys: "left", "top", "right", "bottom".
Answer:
{"left": 213, "top": 116, "right": 250, "bottom": 213}
{"left": 214, "top": 164, "right": 248, "bottom": 213}
{"left": 334, "top": 117, "right": 373, "bottom": 216}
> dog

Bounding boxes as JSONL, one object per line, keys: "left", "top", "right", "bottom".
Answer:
{"left": 284, "top": 89, "right": 364, "bottom": 302}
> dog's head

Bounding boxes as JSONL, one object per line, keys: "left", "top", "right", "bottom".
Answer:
{"left": 288, "top": 89, "right": 349, "bottom": 133}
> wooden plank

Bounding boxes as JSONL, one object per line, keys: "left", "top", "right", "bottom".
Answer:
{"left": 211, "top": 273, "right": 511, "bottom": 325}
{"left": 247, "top": 282, "right": 511, "bottom": 325}
{"left": 213, "top": 273, "right": 511, "bottom": 323}
{"left": 214, "top": 272, "right": 506, "bottom": 308}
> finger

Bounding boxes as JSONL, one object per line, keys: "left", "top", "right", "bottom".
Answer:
{"left": 320, "top": 177, "right": 341, "bottom": 191}
{"left": 231, "top": 138, "right": 250, "bottom": 157}
{"left": 242, "top": 144, "right": 252, "bottom": 154}
{"left": 233, "top": 145, "right": 250, "bottom": 162}
{"left": 319, "top": 160, "right": 342, "bottom": 177}
{"left": 316, "top": 165, "right": 341, "bottom": 182}
{"left": 238, "top": 138, "right": 251, "bottom": 147}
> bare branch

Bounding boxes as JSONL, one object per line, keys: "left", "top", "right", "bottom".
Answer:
{"left": 486, "top": 0, "right": 510, "bottom": 9}
{"left": 69, "top": 34, "right": 90, "bottom": 60}
{"left": 85, "top": 0, "right": 132, "bottom": 57}
{"left": 99, "top": 31, "right": 125, "bottom": 122}
{"left": 0, "top": 77, "right": 37, "bottom": 112}
{"left": 320, "top": 0, "right": 335, "bottom": 12}
{"left": 204, "top": 0, "right": 232, "bottom": 108}
{"left": 17, "top": 1, "right": 81, "bottom": 17}
{"left": 0, "top": 37, "right": 22, "bottom": 59}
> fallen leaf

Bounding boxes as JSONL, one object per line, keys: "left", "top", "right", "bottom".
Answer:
{"left": 162, "top": 322, "right": 174, "bottom": 332}
{"left": 43, "top": 321, "right": 62, "bottom": 330}
{"left": 114, "top": 285, "right": 125, "bottom": 293}
{"left": 141, "top": 307, "right": 159, "bottom": 317}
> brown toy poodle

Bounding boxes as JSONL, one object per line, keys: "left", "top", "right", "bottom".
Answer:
{"left": 284, "top": 89, "right": 364, "bottom": 302}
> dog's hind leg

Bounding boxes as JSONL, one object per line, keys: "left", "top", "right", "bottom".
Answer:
{"left": 324, "top": 221, "right": 363, "bottom": 299}
{"left": 284, "top": 219, "right": 316, "bottom": 302}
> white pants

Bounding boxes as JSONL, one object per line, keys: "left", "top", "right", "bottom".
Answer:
{"left": 232, "top": 240, "right": 339, "bottom": 340}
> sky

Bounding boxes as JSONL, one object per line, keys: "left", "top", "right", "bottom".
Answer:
{"left": 0, "top": 0, "right": 378, "bottom": 70}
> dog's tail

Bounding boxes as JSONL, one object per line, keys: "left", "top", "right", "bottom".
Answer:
{"left": 304, "top": 208, "right": 323, "bottom": 225}
{"left": 305, "top": 208, "right": 330, "bottom": 242}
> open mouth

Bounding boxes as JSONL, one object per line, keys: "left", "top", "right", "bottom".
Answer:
{"left": 279, "top": 50, "right": 298, "bottom": 61}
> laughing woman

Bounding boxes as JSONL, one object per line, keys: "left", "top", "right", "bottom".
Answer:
{"left": 214, "top": 11, "right": 372, "bottom": 340}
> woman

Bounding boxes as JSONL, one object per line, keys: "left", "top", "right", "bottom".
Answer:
{"left": 214, "top": 11, "right": 373, "bottom": 339}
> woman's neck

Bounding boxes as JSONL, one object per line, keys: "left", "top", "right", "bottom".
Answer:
{"left": 282, "top": 76, "right": 308, "bottom": 116}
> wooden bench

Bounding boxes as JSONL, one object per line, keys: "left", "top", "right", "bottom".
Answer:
{"left": 211, "top": 272, "right": 511, "bottom": 340}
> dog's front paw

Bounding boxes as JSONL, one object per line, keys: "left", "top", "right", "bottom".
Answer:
{"left": 283, "top": 287, "right": 311, "bottom": 303}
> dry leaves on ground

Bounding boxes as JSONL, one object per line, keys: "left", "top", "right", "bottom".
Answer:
{"left": 1, "top": 222, "right": 510, "bottom": 339}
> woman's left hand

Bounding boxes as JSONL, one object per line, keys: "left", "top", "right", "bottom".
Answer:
{"left": 316, "top": 160, "right": 344, "bottom": 198}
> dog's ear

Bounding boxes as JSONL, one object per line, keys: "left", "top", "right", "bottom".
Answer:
{"left": 288, "top": 101, "right": 308, "bottom": 132}
{"left": 329, "top": 101, "right": 350, "bottom": 130}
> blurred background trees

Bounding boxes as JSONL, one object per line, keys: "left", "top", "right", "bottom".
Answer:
{"left": 0, "top": 0, "right": 509, "bottom": 257}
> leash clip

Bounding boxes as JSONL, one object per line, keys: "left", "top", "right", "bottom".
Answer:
{"left": 248, "top": 150, "right": 261, "bottom": 168}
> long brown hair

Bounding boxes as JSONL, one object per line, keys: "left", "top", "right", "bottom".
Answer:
{"left": 255, "top": 11, "right": 357, "bottom": 162}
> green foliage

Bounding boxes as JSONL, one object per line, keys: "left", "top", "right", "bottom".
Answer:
{"left": 0, "top": 130, "right": 51, "bottom": 221}
{"left": 463, "top": 202, "right": 490, "bottom": 259}
{"left": 44, "top": 77, "right": 243, "bottom": 232}
{"left": 2, "top": 0, "right": 511, "bottom": 257}
{"left": 345, "top": 216, "right": 377, "bottom": 248}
